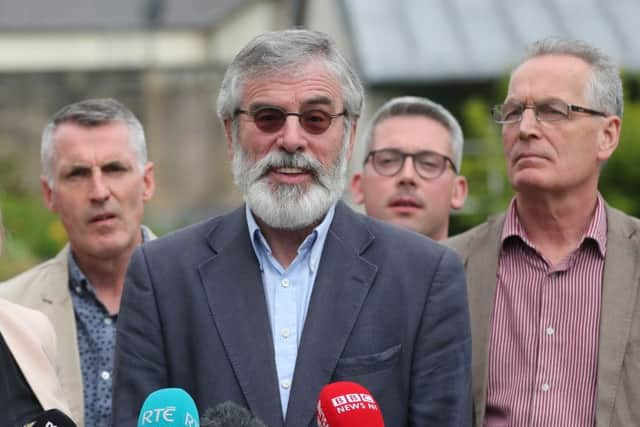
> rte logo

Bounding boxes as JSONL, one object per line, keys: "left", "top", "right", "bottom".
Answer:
{"left": 140, "top": 406, "right": 198, "bottom": 425}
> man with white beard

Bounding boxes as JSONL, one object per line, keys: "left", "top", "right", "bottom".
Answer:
{"left": 112, "top": 29, "right": 471, "bottom": 427}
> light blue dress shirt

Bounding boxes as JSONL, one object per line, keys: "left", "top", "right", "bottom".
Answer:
{"left": 246, "top": 204, "right": 336, "bottom": 419}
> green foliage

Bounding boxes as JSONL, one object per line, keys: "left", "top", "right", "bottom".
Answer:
{"left": 450, "top": 80, "right": 512, "bottom": 235}
{"left": 0, "top": 193, "right": 65, "bottom": 280}
{"left": 600, "top": 72, "right": 640, "bottom": 217}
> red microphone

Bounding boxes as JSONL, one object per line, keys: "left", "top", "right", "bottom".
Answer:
{"left": 316, "top": 381, "right": 384, "bottom": 427}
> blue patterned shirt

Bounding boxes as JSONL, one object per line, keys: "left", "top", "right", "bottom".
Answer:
{"left": 246, "top": 204, "right": 335, "bottom": 418}
{"left": 68, "top": 227, "right": 151, "bottom": 427}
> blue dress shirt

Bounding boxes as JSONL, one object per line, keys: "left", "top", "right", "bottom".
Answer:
{"left": 68, "top": 226, "right": 151, "bottom": 427}
{"left": 246, "top": 204, "right": 336, "bottom": 418}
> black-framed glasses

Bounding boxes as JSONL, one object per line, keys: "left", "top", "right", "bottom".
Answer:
{"left": 366, "top": 148, "right": 457, "bottom": 180}
{"left": 491, "top": 100, "right": 607, "bottom": 124}
{"left": 235, "top": 106, "right": 347, "bottom": 135}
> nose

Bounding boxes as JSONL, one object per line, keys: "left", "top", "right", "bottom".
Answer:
{"left": 518, "top": 106, "right": 541, "bottom": 140}
{"left": 88, "top": 170, "right": 110, "bottom": 203}
{"left": 276, "top": 115, "right": 308, "bottom": 153}
{"left": 397, "top": 156, "right": 418, "bottom": 186}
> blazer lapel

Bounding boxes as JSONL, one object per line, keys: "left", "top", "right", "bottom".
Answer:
{"left": 198, "top": 208, "right": 284, "bottom": 427}
{"left": 37, "top": 247, "right": 85, "bottom": 426}
{"left": 595, "top": 206, "right": 640, "bottom": 426}
{"left": 284, "top": 203, "right": 378, "bottom": 427}
{"left": 462, "top": 214, "right": 505, "bottom": 425}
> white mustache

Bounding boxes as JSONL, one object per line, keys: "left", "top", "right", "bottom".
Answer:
{"left": 247, "top": 151, "right": 329, "bottom": 188}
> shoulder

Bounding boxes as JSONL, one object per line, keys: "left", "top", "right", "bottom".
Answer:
{"left": 0, "top": 247, "right": 69, "bottom": 300}
{"left": 444, "top": 223, "right": 489, "bottom": 252}
{"left": 143, "top": 218, "right": 215, "bottom": 249}
{"left": 0, "top": 298, "right": 56, "bottom": 345}
{"left": 370, "top": 217, "right": 444, "bottom": 255}
{"left": 134, "top": 209, "right": 243, "bottom": 270}
{"left": 336, "top": 204, "right": 457, "bottom": 269}
{"left": 334, "top": 208, "right": 468, "bottom": 307}
{"left": 444, "top": 213, "right": 506, "bottom": 258}
{"left": 142, "top": 212, "right": 230, "bottom": 251}
{"left": 605, "top": 204, "right": 640, "bottom": 235}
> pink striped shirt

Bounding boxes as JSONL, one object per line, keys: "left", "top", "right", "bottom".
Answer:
{"left": 486, "top": 196, "right": 606, "bottom": 427}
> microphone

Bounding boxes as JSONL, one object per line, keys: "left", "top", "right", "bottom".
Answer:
{"left": 23, "top": 409, "right": 76, "bottom": 427}
{"left": 137, "top": 388, "right": 200, "bottom": 426}
{"left": 200, "top": 401, "right": 267, "bottom": 427}
{"left": 316, "top": 381, "right": 384, "bottom": 427}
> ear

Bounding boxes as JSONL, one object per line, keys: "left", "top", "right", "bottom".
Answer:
{"left": 40, "top": 175, "right": 56, "bottom": 213}
{"left": 597, "top": 115, "right": 621, "bottom": 161}
{"left": 224, "top": 118, "right": 235, "bottom": 161}
{"left": 450, "top": 175, "right": 468, "bottom": 210}
{"left": 142, "top": 162, "right": 155, "bottom": 201}
{"left": 345, "top": 118, "right": 358, "bottom": 161}
{"left": 350, "top": 172, "right": 365, "bottom": 205}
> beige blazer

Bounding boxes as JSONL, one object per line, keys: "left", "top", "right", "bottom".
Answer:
{"left": 445, "top": 204, "right": 640, "bottom": 427}
{"left": 0, "top": 297, "right": 71, "bottom": 417}
{"left": 0, "top": 246, "right": 84, "bottom": 425}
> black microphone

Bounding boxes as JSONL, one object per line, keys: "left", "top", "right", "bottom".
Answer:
{"left": 200, "top": 401, "right": 267, "bottom": 427}
{"left": 23, "top": 409, "right": 77, "bottom": 427}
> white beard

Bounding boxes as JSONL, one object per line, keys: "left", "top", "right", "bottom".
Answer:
{"left": 231, "top": 134, "right": 350, "bottom": 230}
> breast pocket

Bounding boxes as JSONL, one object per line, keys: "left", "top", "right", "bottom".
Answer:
{"left": 333, "top": 344, "right": 402, "bottom": 378}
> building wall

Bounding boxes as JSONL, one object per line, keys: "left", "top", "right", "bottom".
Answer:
{"left": 0, "top": 0, "right": 412, "bottom": 235}
{"left": 0, "top": 0, "right": 294, "bottom": 232}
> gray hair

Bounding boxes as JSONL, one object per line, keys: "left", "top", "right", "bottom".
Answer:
{"left": 216, "top": 29, "right": 364, "bottom": 132}
{"left": 41, "top": 98, "right": 147, "bottom": 186}
{"left": 361, "top": 96, "right": 464, "bottom": 172}
{"left": 521, "top": 37, "right": 623, "bottom": 117}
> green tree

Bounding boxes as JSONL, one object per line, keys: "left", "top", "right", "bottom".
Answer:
{"left": 600, "top": 73, "right": 640, "bottom": 216}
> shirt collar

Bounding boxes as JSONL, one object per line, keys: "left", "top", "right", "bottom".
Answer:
{"left": 140, "top": 224, "right": 153, "bottom": 242}
{"left": 502, "top": 194, "right": 607, "bottom": 257}
{"left": 68, "top": 251, "right": 90, "bottom": 294}
{"left": 246, "top": 204, "right": 336, "bottom": 272}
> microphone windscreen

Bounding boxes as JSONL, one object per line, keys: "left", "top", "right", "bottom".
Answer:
{"left": 316, "top": 381, "right": 384, "bottom": 427}
{"left": 23, "top": 408, "right": 76, "bottom": 427}
{"left": 137, "top": 388, "right": 200, "bottom": 427}
{"left": 200, "top": 401, "right": 267, "bottom": 427}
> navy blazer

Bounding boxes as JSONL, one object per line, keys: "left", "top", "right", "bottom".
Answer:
{"left": 112, "top": 202, "right": 472, "bottom": 426}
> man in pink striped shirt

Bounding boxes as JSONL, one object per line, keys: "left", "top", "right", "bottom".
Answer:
{"left": 447, "top": 37, "right": 640, "bottom": 426}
